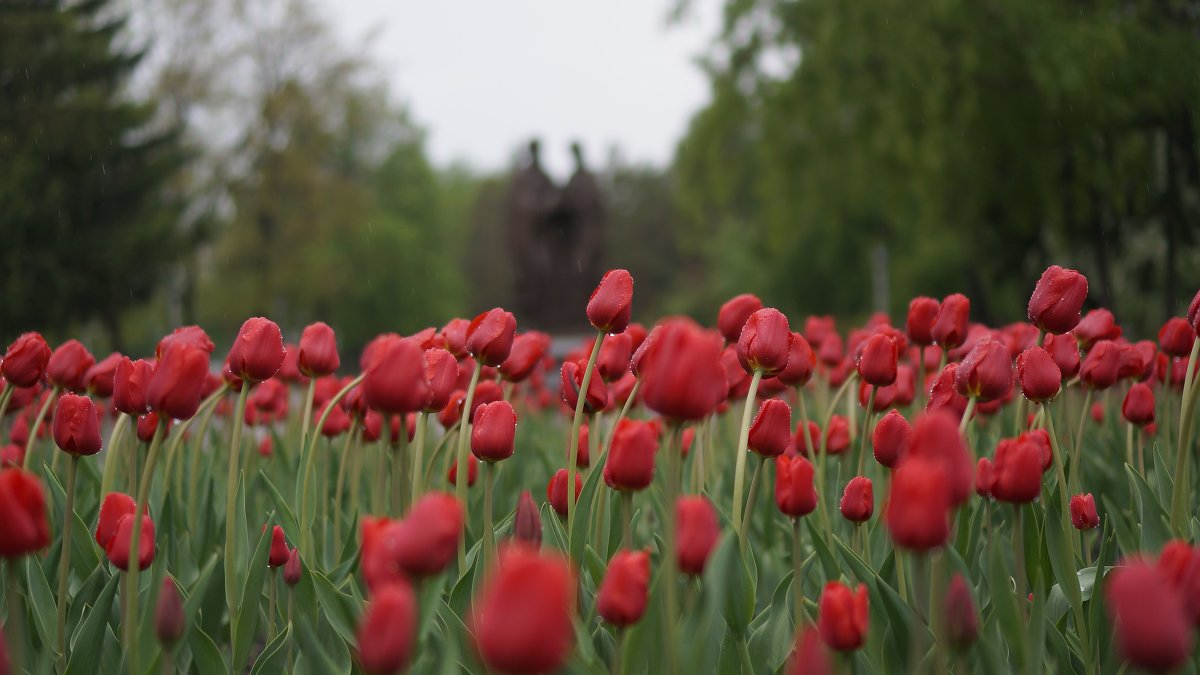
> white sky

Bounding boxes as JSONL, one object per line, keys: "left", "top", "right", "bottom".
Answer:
{"left": 312, "top": 1, "right": 721, "bottom": 179}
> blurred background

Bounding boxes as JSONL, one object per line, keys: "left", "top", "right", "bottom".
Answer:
{"left": 3, "top": 0, "right": 1199, "bottom": 355}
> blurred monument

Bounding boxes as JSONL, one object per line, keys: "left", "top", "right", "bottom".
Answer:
{"left": 509, "top": 140, "right": 605, "bottom": 332}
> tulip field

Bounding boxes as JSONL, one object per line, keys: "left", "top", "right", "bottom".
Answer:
{"left": 1, "top": 267, "right": 1200, "bottom": 674}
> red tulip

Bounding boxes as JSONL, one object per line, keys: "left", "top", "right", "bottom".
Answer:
{"left": 720, "top": 347, "right": 752, "bottom": 400}
{"left": 560, "top": 359, "right": 608, "bottom": 414}
{"left": 926, "top": 363, "right": 969, "bottom": 420}
{"left": 886, "top": 455, "right": 952, "bottom": 551}
{"left": 499, "top": 333, "right": 549, "bottom": 383}
{"left": 596, "top": 549, "right": 650, "bottom": 627}
{"left": 471, "top": 400, "right": 517, "bottom": 462}
{"left": 1159, "top": 317, "right": 1195, "bottom": 358}
{"left": 47, "top": 340, "right": 95, "bottom": 392}
{"left": 284, "top": 548, "right": 302, "bottom": 586}
{"left": 787, "top": 626, "right": 832, "bottom": 675}
{"left": 804, "top": 315, "right": 836, "bottom": 350}
{"left": 816, "top": 333, "right": 843, "bottom": 367}
{"left": 1070, "top": 493, "right": 1099, "bottom": 530}
{"left": 357, "top": 581, "right": 416, "bottom": 675}
{"left": 1122, "top": 383, "right": 1155, "bottom": 426}
{"left": 1015, "top": 346, "right": 1061, "bottom": 403}
{"left": 547, "top": 469, "right": 582, "bottom": 516}
{"left": 318, "top": 401, "right": 351, "bottom": 438}
{"left": 147, "top": 342, "right": 209, "bottom": 420}
{"left": 718, "top": 294, "right": 763, "bottom": 344}
{"left": 595, "top": 333, "right": 633, "bottom": 382}
{"left": 0, "top": 469, "right": 50, "bottom": 558}
{"left": 84, "top": 353, "right": 121, "bottom": 398}
{"left": 990, "top": 436, "right": 1045, "bottom": 504}
{"left": 737, "top": 308, "right": 793, "bottom": 376}
{"left": 1027, "top": 265, "right": 1088, "bottom": 334}
{"left": 52, "top": 393, "right": 102, "bottom": 456}
{"left": 931, "top": 294, "right": 970, "bottom": 349}
{"left": 1157, "top": 541, "right": 1194, "bottom": 586}
{"left": 587, "top": 269, "right": 634, "bottom": 334}
{"left": 839, "top": 477, "right": 873, "bottom": 523}
{"left": 638, "top": 318, "right": 726, "bottom": 421}
{"left": 105, "top": 512, "right": 155, "bottom": 571}
{"left": 157, "top": 326, "right": 215, "bottom": 357}
{"left": 955, "top": 339, "right": 1012, "bottom": 401}
{"left": 113, "top": 358, "right": 154, "bottom": 416}
{"left": 136, "top": 412, "right": 168, "bottom": 443}
{"left": 2, "top": 333, "right": 51, "bottom": 388}
{"left": 363, "top": 336, "right": 431, "bottom": 414}
{"left": 1002, "top": 322, "right": 1041, "bottom": 359}
{"left": 777, "top": 333, "right": 816, "bottom": 386}
{"left": 1073, "top": 309, "right": 1122, "bottom": 350}
{"left": 228, "top": 318, "right": 285, "bottom": 382}
{"left": 944, "top": 574, "right": 980, "bottom": 648}
{"left": 1189, "top": 289, "right": 1200, "bottom": 334}
{"left": 1, "top": 444, "right": 24, "bottom": 468}
{"left": 268, "top": 525, "right": 289, "bottom": 567}
{"left": 676, "top": 496, "right": 719, "bottom": 576}
{"left": 603, "top": 419, "right": 657, "bottom": 491}
{"left": 573, "top": 424, "right": 591, "bottom": 468}
{"left": 871, "top": 410, "right": 909, "bottom": 468}
{"left": 472, "top": 544, "right": 575, "bottom": 674}
{"left": 466, "top": 308, "right": 517, "bottom": 367}
{"left": 975, "top": 457, "right": 996, "bottom": 498}
{"left": 906, "top": 297, "right": 940, "bottom": 347}
{"left": 298, "top": 322, "right": 340, "bottom": 377}
{"left": 818, "top": 582, "right": 868, "bottom": 651}
{"left": 775, "top": 455, "right": 818, "bottom": 517}
{"left": 748, "top": 399, "right": 792, "bottom": 458}
{"left": 422, "top": 348, "right": 458, "bottom": 413}
{"left": 392, "top": 492, "right": 462, "bottom": 578}
{"left": 155, "top": 578, "right": 185, "bottom": 647}
{"left": 1105, "top": 559, "right": 1192, "bottom": 672}
{"left": 447, "top": 456, "right": 478, "bottom": 488}
{"left": 907, "top": 411, "right": 972, "bottom": 505}
{"left": 1080, "top": 340, "right": 1121, "bottom": 390}
{"left": 857, "top": 333, "right": 898, "bottom": 387}
{"left": 513, "top": 491, "right": 542, "bottom": 547}
{"left": 824, "top": 415, "right": 850, "bottom": 455}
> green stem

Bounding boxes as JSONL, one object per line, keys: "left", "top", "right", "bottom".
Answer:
{"left": 55, "top": 454, "right": 79, "bottom": 671}
{"left": 1013, "top": 506, "right": 1027, "bottom": 601}
{"left": 736, "top": 636, "right": 754, "bottom": 675}
{"left": 224, "top": 384, "right": 250, "bottom": 629}
{"left": 298, "top": 378, "right": 317, "bottom": 461}
{"left": 818, "top": 374, "right": 858, "bottom": 540}
{"left": 332, "top": 421, "right": 357, "bottom": 554}
{"left": 612, "top": 628, "right": 625, "bottom": 675}
{"left": 128, "top": 417, "right": 168, "bottom": 675}
{"left": 267, "top": 570, "right": 277, "bottom": 640}
{"left": 187, "top": 385, "right": 228, "bottom": 528}
{"left": 731, "top": 370, "right": 764, "bottom": 535}
{"left": 391, "top": 414, "right": 409, "bottom": 516}
{"left": 483, "top": 461, "right": 496, "bottom": 572}
{"left": 856, "top": 386, "right": 876, "bottom": 476}
{"left": 1070, "top": 389, "right": 1094, "bottom": 497}
{"left": 454, "top": 363, "right": 483, "bottom": 573}
{"left": 1170, "top": 339, "right": 1200, "bottom": 533}
{"left": 99, "top": 413, "right": 130, "bottom": 501}
{"left": 621, "top": 491, "right": 633, "bottom": 550}
{"left": 410, "top": 412, "right": 428, "bottom": 509}
{"left": 1042, "top": 401, "right": 1071, "bottom": 526}
{"left": 958, "top": 395, "right": 978, "bottom": 437}
{"left": 662, "top": 425, "right": 682, "bottom": 675}
{"left": 567, "top": 331, "right": 606, "bottom": 558}
{"left": 792, "top": 518, "right": 807, "bottom": 628}
{"left": 0, "top": 387, "right": 13, "bottom": 438}
{"left": 739, "top": 455, "right": 766, "bottom": 552}
{"left": 299, "top": 374, "right": 364, "bottom": 559}
{"left": 895, "top": 550, "right": 908, "bottom": 604}
{"left": 1126, "top": 422, "right": 1135, "bottom": 470}
{"left": 929, "top": 552, "right": 948, "bottom": 675}
{"left": 22, "top": 384, "right": 60, "bottom": 472}
{"left": 8, "top": 561, "right": 26, "bottom": 672}
{"left": 422, "top": 422, "right": 459, "bottom": 489}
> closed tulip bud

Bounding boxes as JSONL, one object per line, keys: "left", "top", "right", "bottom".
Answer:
{"left": 818, "top": 582, "right": 869, "bottom": 652}
{"left": 748, "top": 399, "right": 792, "bottom": 458}
{"left": 499, "top": 333, "right": 549, "bottom": 383}
{"left": 318, "top": 401, "right": 351, "bottom": 438}
{"left": 787, "top": 626, "right": 832, "bottom": 675}
{"left": 363, "top": 336, "right": 431, "bottom": 414}
{"left": 466, "top": 308, "right": 517, "bottom": 367}
{"left": 447, "top": 456, "right": 478, "bottom": 487}
{"left": 886, "top": 456, "right": 952, "bottom": 551}
{"left": 990, "top": 436, "right": 1045, "bottom": 504}
{"left": 157, "top": 326, "right": 215, "bottom": 358}
{"left": 1070, "top": 493, "right": 1099, "bottom": 530}
{"left": 96, "top": 492, "right": 135, "bottom": 548}
{"left": 596, "top": 549, "right": 651, "bottom": 627}
{"left": 513, "top": 491, "right": 542, "bottom": 547}
{"left": 1073, "top": 309, "right": 1122, "bottom": 350}
{"left": 1122, "top": 383, "right": 1155, "bottom": 426}
{"left": 1105, "top": 560, "right": 1192, "bottom": 673}
{"left": 53, "top": 393, "right": 102, "bottom": 456}
{"left": 720, "top": 347, "right": 752, "bottom": 400}
{"left": 839, "top": 477, "right": 873, "bottom": 523}
{"left": 83, "top": 353, "right": 121, "bottom": 398}
{"left": 356, "top": 581, "right": 416, "bottom": 675}
{"left": 638, "top": 318, "right": 727, "bottom": 422}
{"left": 420, "top": 348, "right": 458, "bottom": 413}
{"left": 1016, "top": 346, "right": 1061, "bottom": 402}
{"left": 472, "top": 545, "right": 575, "bottom": 674}
{"left": 298, "top": 322, "right": 340, "bottom": 377}
{"left": 604, "top": 419, "right": 657, "bottom": 491}
{"left": 151, "top": 578, "right": 186, "bottom": 649}
{"left": 113, "top": 358, "right": 154, "bottom": 416}
{"left": 955, "top": 339, "right": 1013, "bottom": 401}
{"left": 975, "top": 458, "right": 995, "bottom": 498}
{"left": 718, "top": 294, "right": 764, "bottom": 344}
{"left": 136, "top": 412, "right": 168, "bottom": 443}
{"left": 1189, "top": 289, "right": 1200, "bottom": 334}
{"left": 284, "top": 548, "right": 302, "bottom": 586}
{"left": 1, "top": 444, "right": 24, "bottom": 468}
{"left": 227, "top": 318, "right": 284, "bottom": 382}
{"left": 1181, "top": 549, "right": 1200, "bottom": 626}
{"left": 106, "top": 512, "right": 155, "bottom": 571}
{"left": 906, "top": 297, "right": 940, "bottom": 347}
{"left": 1027, "top": 265, "right": 1088, "bottom": 334}
{"left": 1158, "top": 317, "right": 1195, "bottom": 357}
{"left": 471, "top": 400, "right": 517, "bottom": 462}
{"left": 47, "top": 340, "right": 95, "bottom": 392}
{"left": 943, "top": 575, "right": 979, "bottom": 648}
{"left": 257, "top": 435, "right": 273, "bottom": 458}
{"left": 1157, "top": 541, "right": 1194, "bottom": 586}
{"left": 596, "top": 333, "right": 633, "bottom": 382}
{"left": 1080, "top": 340, "right": 1121, "bottom": 390}
{"left": 0, "top": 469, "right": 50, "bottom": 558}
{"left": 1043, "top": 332, "right": 1080, "bottom": 378}
{"left": 804, "top": 315, "right": 836, "bottom": 350}
{"left": 547, "top": 468, "right": 582, "bottom": 516}
{"left": 675, "top": 496, "right": 719, "bottom": 576}
{"left": 777, "top": 333, "right": 816, "bottom": 386}
{"left": 931, "top": 294, "right": 970, "bottom": 349}
{"left": 268, "top": 525, "right": 289, "bottom": 567}
{"left": 817, "top": 333, "right": 844, "bottom": 367}
{"left": 393, "top": 492, "right": 462, "bottom": 578}
{"left": 587, "top": 269, "right": 634, "bottom": 334}
{"left": 147, "top": 342, "right": 209, "bottom": 420}
{"left": 277, "top": 343, "right": 306, "bottom": 384}
{"left": 857, "top": 333, "right": 898, "bottom": 387}
{"left": 737, "top": 308, "right": 793, "bottom": 376}
{"left": 872, "top": 409, "right": 909, "bottom": 468}
{"left": 560, "top": 359, "right": 608, "bottom": 414}
{"left": 926, "top": 363, "right": 969, "bottom": 420}
{"left": 908, "top": 412, "right": 973, "bottom": 504}
{"left": 2, "top": 333, "right": 51, "bottom": 388}
{"left": 825, "top": 415, "right": 851, "bottom": 455}
{"left": 775, "top": 455, "right": 818, "bottom": 517}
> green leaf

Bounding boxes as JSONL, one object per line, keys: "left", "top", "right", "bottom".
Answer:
{"left": 187, "top": 626, "right": 227, "bottom": 675}
{"left": 294, "top": 613, "right": 346, "bottom": 675}
{"left": 233, "top": 520, "right": 273, "bottom": 672}
{"left": 1125, "top": 465, "right": 1171, "bottom": 551}
{"left": 709, "top": 534, "right": 754, "bottom": 635}
{"left": 64, "top": 570, "right": 119, "bottom": 675}
{"left": 249, "top": 623, "right": 292, "bottom": 675}
{"left": 26, "top": 555, "right": 57, "bottom": 647}
{"left": 569, "top": 461, "right": 605, "bottom": 564}
{"left": 183, "top": 554, "right": 221, "bottom": 619}
{"left": 260, "top": 470, "right": 302, "bottom": 541}
{"left": 987, "top": 532, "right": 1025, "bottom": 667}
{"left": 747, "top": 570, "right": 795, "bottom": 671}
{"left": 310, "top": 569, "right": 360, "bottom": 645}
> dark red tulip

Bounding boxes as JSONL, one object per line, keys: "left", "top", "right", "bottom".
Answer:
{"left": 513, "top": 491, "right": 542, "bottom": 547}
{"left": 906, "top": 411, "right": 972, "bottom": 505}
{"left": 818, "top": 582, "right": 869, "bottom": 651}
{"left": 718, "top": 294, "right": 764, "bottom": 344}
{"left": 154, "top": 578, "right": 185, "bottom": 647}
{"left": 466, "top": 308, "right": 517, "bottom": 367}
{"left": 298, "top": 322, "right": 340, "bottom": 377}
{"left": 53, "top": 393, "right": 103, "bottom": 456}
{"left": 737, "top": 308, "right": 793, "bottom": 376}
{"left": 95, "top": 492, "right": 134, "bottom": 549}
{"left": 157, "top": 326, "right": 215, "bottom": 357}
{"left": 268, "top": 525, "right": 289, "bottom": 567}
{"left": 1073, "top": 309, "right": 1122, "bottom": 350}
{"left": 638, "top": 318, "right": 726, "bottom": 421}
{"left": 817, "top": 333, "right": 844, "bottom": 368}
{"left": 1180, "top": 548, "right": 1200, "bottom": 626}
{"left": 1122, "top": 383, "right": 1155, "bottom": 426}
{"left": 113, "top": 358, "right": 154, "bottom": 416}
{"left": 926, "top": 363, "right": 969, "bottom": 420}
{"left": 436, "top": 319, "right": 468, "bottom": 359}
{"left": 944, "top": 575, "right": 979, "bottom": 648}
{"left": 257, "top": 436, "right": 273, "bottom": 458}
{"left": 975, "top": 458, "right": 995, "bottom": 498}
{"left": 906, "top": 297, "right": 940, "bottom": 347}
{"left": 499, "top": 332, "right": 550, "bottom": 383}
{"left": 0, "top": 469, "right": 50, "bottom": 558}
{"left": 1105, "top": 559, "right": 1192, "bottom": 673}
{"left": 468, "top": 381, "right": 504, "bottom": 423}
{"left": 47, "top": 340, "right": 95, "bottom": 392}
{"left": 748, "top": 399, "right": 791, "bottom": 458}
{"left": 596, "top": 549, "right": 650, "bottom": 627}
{"left": 573, "top": 424, "right": 591, "bottom": 469}
{"left": 391, "top": 492, "right": 463, "bottom": 578}
{"left": 1130, "top": 340, "right": 1157, "bottom": 380}
{"left": 105, "top": 512, "right": 155, "bottom": 571}
{"left": 777, "top": 333, "right": 816, "bottom": 386}
{"left": 422, "top": 348, "right": 458, "bottom": 413}
{"left": 886, "top": 456, "right": 952, "bottom": 551}
{"left": 1159, "top": 317, "right": 1195, "bottom": 358}
{"left": 1117, "top": 342, "right": 1148, "bottom": 381}
{"left": 1189, "top": 289, "right": 1200, "bottom": 334}
{"left": 364, "top": 336, "right": 430, "bottom": 414}
{"left": 720, "top": 346, "right": 752, "bottom": 400}
{"left": 990, "top": 436, "right": 1045, "bottom": 504}
{"left": 447, "top": 456, "right": 478, "bottom": 488}
{"left": 824, "top": 415, "right": 850, "bottom": 455}
{"left": 357, "top": 581, "right": 416, "bottom": 675}
{"left": 1070, "top": 493, "right": 1099, "bottom": 530}
{"left": 547, "top": 469, "right": 582, "bottom": 516}
{"left": 1015, "top": 346, "right": 1060, "bottom": 403}
{"left": 1027, "top": 265, "right": 1088, "bottom": 334}
{"left": 1, "top": 444, "right": 24, "bottom": 468}
{"left": 1156, "top": 541, "right": 1193, "bottom": 586}
{"left": 228, "top": 318, "right": 285, "bottom": 382}
{"left": 560, "top": 359, "right": 608, "bottom": 414}
{"left": 857, "top": 333, "right": 898, "bottom": 387}
{"left": 472, "top": 544, "right": 575, "bottom": 675}
{"left": 2, "top": 333, "right": 51, "bottom": 388}
{"left": 277, "top": 343, "right": 306, "bottom": 384}
{"left": 284, "top": 548, "right": 302, "bottom": 586}
{"left": 1002, "top": 322, "right": 1040, "bottom": 359}
{"left": 872, "top": 409, "right": 909, "bottom": 468}
{"left": 676, "top": 497, "right": 719, "bottom": 576}
{"left": 804, "top": 316, "right": 836, "bottom": 350}
{"left": 84, "top": 353, "right": 121, "bottom": 398}
{"left": 146, "top": 342, "right": 208, "bottom": 420}
{"left": 955, "top": 339, "right": 1012, "bottom": 401}
{"left": 610, "top": 372, "right": 639, "bottom": 408}
{"left": 1080, "top": 340, "right": 1121, "bottom": 390}
{"left": 931, "top": 294, "right": 970, "bottom": 349}
{"left": 317, "top": 401, "right": 351, "bottom": 438}
{"left": 587, "top": 269, "right": 634, "bottom": 334}
{"left": 136, "top": 412, "right": 168, "bottom": 443}
{"left": 596, "top": 333, "right": 633, "bottom": 382}
{"left": 776, "top": 455, "right": 817, "bottom": 517}
{"left": 1043, "top": 332, "right": 1080, "bottom": 378}
{"left": 787, "top": 626, "right": 832, "bottom": 675}
{"left": 839, "top": 477, "right": 873, "bottom": 523}
{"left": 438, "top": 391, "right": 466, "bottom": 429}
{"left": 471, "top": 401, "right": 517, "bottom": 462}
{"left": 604, "top": 419, "right": 657, "bottom": 491}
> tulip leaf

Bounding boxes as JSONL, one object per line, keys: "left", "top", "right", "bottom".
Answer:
{"left": 987, "top": 532, "right": 1026, "bottom": 667}
{"left": 183, "top": 553, "right": 220, "bottom": 619}
{"left": 293, "top": 613, "right": 344, "bottom": 675}
{"left": 249, "top": 623, "right": 291, "bottom": 675}
{"left": 1152, "top": 444, "right": 1173, "bottom": 506}
{"left": 26, "top": 555, "right": 56, "bottom": 647}
{"left": 187, "top": 626, "right": 227, "bottom": 675}
{"left": 417, "top": 572, "right": 449, "bottom": 643}
{"left": 747, "top": 570, "right": 795, "bottom": 671}
{"left": 232, "top": 521, "right": 273, "bottom": 672}
{"left": 259, "top": 470, "right": 301, "bottom": 543}
{"left": 569, "top": 461, "right": 605, "bottom": 564}
{"left": 1087, "top": 522, "right": 1113, "bottom": 642}
{"left": 1125, "top": 465, "right": 1171, "bottom": 551}
{"left": 310, "top": 569, "right": 359, "bottom": 645}
{"left": 63, "top": 570, "right": 119, "bottom": 675}
{"left": 804, "top": 518, "right": 841, "bottom": 580}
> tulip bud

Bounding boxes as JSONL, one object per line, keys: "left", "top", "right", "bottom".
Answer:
{"left": 1073, "top": 309, "right": 1122, "bottom": 350}
{"left": 499, "top": 333, "right": 549, "bottom": 383}
{"left": 391, "top": 492, "right": 463, "bottom": 578}
{"left": 931, "top": 294, "right": 969, "bottom": 349}
{"left": 955, "top": 339, "right": 1013, "bottom": 401}
{"left": 356, "top": 581, "right": 416, "bottom": 675}
{"left": 1, "top": 444, "right": 24, "bottom": 468}
{"left": 1189, "top": 289, "right": 1200, "bottom": 335}
{"left": 573, "top": 424, "right": 591, "bottom": 468}
{"left": 1070, "top": 493, "right": 1099, "bottom": 530}
{"left": 1043, "top": 332, "right": 1080, "bottom": 378}
{"left": 84, "top": 353, "right": 121, "bottom": 398}
{"left": 839, "top": 477, "right": 873, "bottom": 523}
{"left": 638, "top": 318, "right": 727, "bottom": 422}
{"left": 603, "top": 420, "right": 657, "bottom": 491}
{"left": 560, "top": 359, "right": 608, "bottom": 414}
{"left": 906, "top": 297, "right": 940, "bottom": 347}
{"left": 871, "top": 410, "right": 909, "bottom": 468}
{"left": 147, "top": 342, "right": 209, "bottom": 420}
{"left": 676, "top": 496, "right": 719, "bottom": 576}
{"left": 362, "top": 336, "right": 431, "bottom": 414}
{"left": 268, "top": 525, "right": 289, "bottom": 567}
{"left": 817, "top": 333, "right": 844, "bottom": 367}
{"left": 513, "top": 491, "right": 542, "bottom": 547}
{"left": 298, "top": 322, "right": 340, "bottom": 377}
{"left": 136, "top": 413, "right": 168, "bottom": 443}
{"left": 787, "top": 626, "right": 832, "bottom": 675}
{"left": 1122, "top": 383, "right": 1155, "bottom": 426}
{"left": 154, "top": 578, "right": 185, "bottom": 648}
{"left": 926, "top": 363, "right": 969, "bottom": 420}
{"left": 1015, "top": 346, "right": 1061, "bottom": 402}
{"left": 748, "top": 399, "right": 792, "bottom": 458}
{"left": 228, "top": 318, "right": 285, "bottom": 382}
{"left": 818, "top": 582, "right": 869, "bottom": 651}
{"left": 283, "top": 548, "right": 302, "bottom": 586}
{"left": 736, "top": 308, "right": 793, "bottom": 376}
{"left": 595, "top": 333, "right": 634, "bottom": 382}
{"left": 447, "top": 456, "right": 478, "bottom": 487}
{"left": 1159, "top": 317, "right": 1195, "bottom": 358}
{"left": 775, "top": 455, "right": 818, "bottom": 518}
{"left": 886, "top": 455, "right": 952, "bottom": 551}
{"left": 1105, "top": 559, "right": 1192, "bottom": 673}
{"left": 471, "top": 401, "right": 517, "bottom": 462}
{"left": 718, "top": 294, "right": 764, "bottom": 344}
{"left": 46, "top": 340, "right": 95, "bottom": 392}
{"left": 547, "top": 469, "right": 582, "bottom": 516}
{"left": 943, "top": 574, "right": 979, "bottom": 649}
{"left": 857, "top": 333, "right": 899, "bottom": 387}
{"left": 2, "top": 333, "right": 51, "bottom": 388}
{"left": 105, "top": 512, "right": 155, "bottom": 571}
{"left": 1157, "top": 541, "right": 1194, "bottom": 586}
{"left": 975, "top": 457, "right": 995, "bottom": 498}
{"left": 0, "top": 469, "right": 51, "bottom": 558}
{"left": 113, "top": 358, "right": 154, "bottom": 416}
{"left": 466, "top": 308, "right": 517, "bottom": 367}
{"left": 596, "top": 549, "right": 651, "bottom": 627}
{"left": 990, "top": 436, "right": 1045, "bottom": 504}
{"left": 824, "top": 415, "right": 851, "bottom": 455}
{"left": 1080, "top": 340, "right": 1121, "bottom": 390}
{"left": 587, "top": 269, "right": 634, "bottom": 334}
{"left": 777, "top": 333, "right": 816, "bottom": 386}
{"left": 52, "top": 393, "right": 103, "bottom": 456}
{"left": 1027, "top": 265, "right": 1088, "bottom": 334}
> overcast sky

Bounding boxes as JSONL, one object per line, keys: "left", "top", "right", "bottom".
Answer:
{"left": 313, "top": 1, "right": 721, "bottom": 179}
